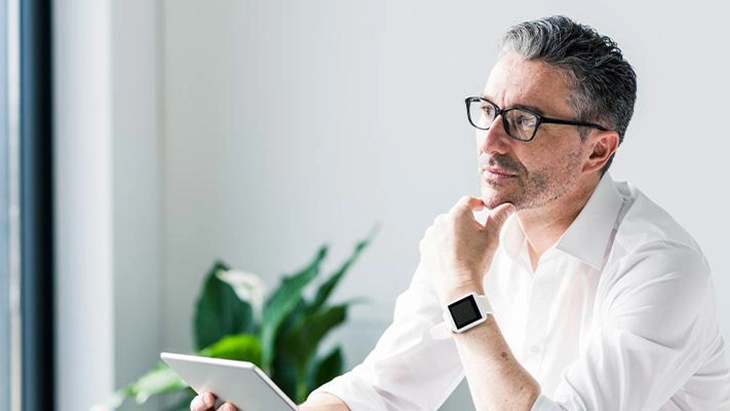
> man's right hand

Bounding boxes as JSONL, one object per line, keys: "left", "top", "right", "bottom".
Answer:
{"left": 189, "top": 392, "right": 236, "bottom": 411}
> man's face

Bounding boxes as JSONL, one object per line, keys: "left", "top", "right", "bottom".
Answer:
{"left": 477, "top": 52, "right": 589, "bottom": 210}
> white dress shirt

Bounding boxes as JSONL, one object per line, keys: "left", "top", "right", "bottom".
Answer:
{"left": 310, "top": 174, "right": 730, "bottom": 410}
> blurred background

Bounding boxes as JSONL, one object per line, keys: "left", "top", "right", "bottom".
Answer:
{"left": 1, "top": 0, "right": 729, "bottom": 410}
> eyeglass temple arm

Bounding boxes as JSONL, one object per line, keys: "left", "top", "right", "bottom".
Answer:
{"left": 540, "top": 117, "right": 609, "bottom": 131}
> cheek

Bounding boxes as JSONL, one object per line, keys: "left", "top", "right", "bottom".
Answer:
{"left": 522, "top": 135, "right": 583, "bottom": 173}
{"left": 511, "top": 145, "right": 544, "bottom": 173}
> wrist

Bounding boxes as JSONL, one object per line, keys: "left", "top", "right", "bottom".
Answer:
{"left": 299, "top": 392, "right": 350, "bottom": 411}
{"left": 444, "top": 281, "right": 485, "bottom": 303}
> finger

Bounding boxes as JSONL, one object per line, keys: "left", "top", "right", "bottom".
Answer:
{"left": 485, "top": 202, "right": 516, "bottom": 231}
{"left": 454, "top": 196, "right": 485, "bottom": 211}
{"left": 450, "top": 197, "right": 485, "bottom": 222}
{"left": 190, "top": 395, "right": 202, "bottom": 411}
{"left": 203, "top": 393, "right": 216, "bottom": 409}
{"left": 217, "top": 403, "right": 237, "bottom": 411}
{"left": 191, "top": 392, "right": 215, "bottom": 411}
{"left": 190, "top": 395, "right": 203, "bottom": 411}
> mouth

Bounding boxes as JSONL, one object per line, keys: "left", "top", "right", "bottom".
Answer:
{"left": 481, "top": 166, "right": 517, "bottom": 182}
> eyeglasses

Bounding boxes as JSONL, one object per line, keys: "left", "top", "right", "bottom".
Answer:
{"left": 465, "top": 96, "right": 610, "bottom": 142}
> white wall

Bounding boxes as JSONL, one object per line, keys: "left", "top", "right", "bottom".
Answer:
{"left": 160, "top": 1, "right": 730, "bottom": 409}
{"left": 54, "top": 1, "right": 115, "bottom": 409}
{"left": 110, "top": 1, "right": 162, "bottom": 409}
{"left": 54, "top": 1, "right": 161, "bottom": 410}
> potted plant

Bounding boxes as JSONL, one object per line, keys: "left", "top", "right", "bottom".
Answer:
{"left": 96, "top": 229, "right": 375, "bottom": 410}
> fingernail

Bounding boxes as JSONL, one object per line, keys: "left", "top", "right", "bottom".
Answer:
{"left": 203, "top": 393, "right": 213, "bottom": 406}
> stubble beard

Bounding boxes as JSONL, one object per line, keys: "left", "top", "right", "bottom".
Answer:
{"left": 480, "top": 149, "right": 583, "bottom": 211}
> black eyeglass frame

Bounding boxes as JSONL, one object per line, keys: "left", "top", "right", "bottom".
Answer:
{"left": 465, "top": 96, "right": 610, "bottom": 142}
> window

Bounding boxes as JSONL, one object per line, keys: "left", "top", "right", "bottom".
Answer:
{"left": 2, "top": 0, "right": 22, "bottom": 409}
{"left": 18, "top": 0, "right": 55, "bottom": 408}
{"left": 0, "top": 0, "right": 10, "bottom": 400}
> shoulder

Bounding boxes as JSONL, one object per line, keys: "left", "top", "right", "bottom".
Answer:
{"left": 600, "top": 181, "right": 712, "bottom": 311}
{"left": 612, "top": 181, "right": 703, "bottom": 255}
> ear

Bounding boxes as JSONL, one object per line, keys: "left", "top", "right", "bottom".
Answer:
{"left": 582, "top": 131, "right": 619, "bottom": 174}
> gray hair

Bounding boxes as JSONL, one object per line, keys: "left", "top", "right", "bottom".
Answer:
{"left": 499, "top": 15, "right": 637, "bottom": 173}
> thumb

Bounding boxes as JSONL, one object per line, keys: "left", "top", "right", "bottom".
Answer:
{"left": 485, "top": 202, "right": 516, "bottom": 232}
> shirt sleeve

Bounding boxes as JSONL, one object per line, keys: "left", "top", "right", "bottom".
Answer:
{"left": 308, "top": 263, "right": 465, "bottom": 411}
{"left": 537, "top": 242, "right": 721, "bottom": 411}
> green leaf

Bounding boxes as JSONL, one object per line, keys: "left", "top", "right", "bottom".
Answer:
{"left": 92, "top": 362, "right": 189, "bottom": 409}
{"left": 130, "top": 362, "right": 189, "bottom": 404}
{"left": 93, "top": 362, "right": 189, "bottom": 409}
{"left": 260, "top": 246, "right": 328, "bottom": 370}
{"left": 310, "top": 225, "right": 378, "bottom": 312}
{"left": 271, "top": 354, "right": 299, "bottom": 401}
{"left": 194, "top": 261, "right": 255, "bottom": 350}
{"left": 199, "top": 334, "right": 263, "bottom": 367}
{"left": 270, "top": 298, "right": 307, "bottom": 400}
{"left": 308, "top": 347, "right": 344, "bottom": 393}
{"left": 279, "top": 304, "right": 347, "bottom": 376}
{"left": 277, "top": 305, "right": 347, "bottom": 403}
{"left": 92, "top": 386, "right": 132, "bottom": 410}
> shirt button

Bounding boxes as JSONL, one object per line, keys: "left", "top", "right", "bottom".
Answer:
{"left": 529, "top": 345, "right": 540, "bottom": 354}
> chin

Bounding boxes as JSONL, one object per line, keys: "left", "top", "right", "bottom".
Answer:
{"left": 480, "top": 185, "right": 522, "bottom": 210}
{"left": 482, "top": 198, "right": 508, "bottom": 210}
{"left": 480, "top": 190, "right": 508, "bottom": 209}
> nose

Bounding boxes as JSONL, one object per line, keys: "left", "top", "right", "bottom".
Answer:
{"left": 477, "top": 115, "right": 511, "bottom": 156}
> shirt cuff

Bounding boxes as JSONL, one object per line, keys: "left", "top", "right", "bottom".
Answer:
{"left": 530, "top": 393, "right": 565, "bottom": 411}
{"left": 308, "top": 370, "right": 386, "bottom": 410}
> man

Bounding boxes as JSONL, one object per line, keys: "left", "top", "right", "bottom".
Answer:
{"left": 192, "top": 16, "right": 730, "bottom": 411}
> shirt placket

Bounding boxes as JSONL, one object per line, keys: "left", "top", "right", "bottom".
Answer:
{"left": 521, "top": 257, "right": 561, "bottom": 376}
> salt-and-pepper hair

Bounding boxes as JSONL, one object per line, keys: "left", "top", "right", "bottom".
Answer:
{"left": 500, "top": 16, "right": 637, "bottom": 173}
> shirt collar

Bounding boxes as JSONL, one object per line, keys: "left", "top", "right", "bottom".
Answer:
{"left": 554, "top": 172, "right": 625, "bottom": 269}
{"left": 499, "top": 213, "right": 526, "bottom": 262}
{"left": 498, "top": 172, "right": 625, "bottom": 270}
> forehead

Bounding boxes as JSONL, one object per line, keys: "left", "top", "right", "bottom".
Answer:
{"left": 483, "top": 52, "right": 573, "bottom": 115}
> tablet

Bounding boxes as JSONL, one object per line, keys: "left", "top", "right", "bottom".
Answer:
{"left": 161, "top": 352, "right": 298, "bottom": 411}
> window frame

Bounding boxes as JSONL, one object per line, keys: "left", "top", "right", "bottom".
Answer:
{"left": 18, "top": 0, "right": 55, "bottom": 409}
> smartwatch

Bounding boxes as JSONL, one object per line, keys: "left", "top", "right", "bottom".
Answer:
{"left": 430, "top": 292, "right": 492, "bottom": 339}
{"left": 445, "top": 292, "right": 492, "bottom": 333}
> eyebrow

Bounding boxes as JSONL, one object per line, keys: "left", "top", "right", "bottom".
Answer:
{"left": 480, "top": 95, "right": 546, "bottom": 116}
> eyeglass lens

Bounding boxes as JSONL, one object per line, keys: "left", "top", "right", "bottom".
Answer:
{"left": 468, "top": 99, "right": 538, "bottom": 141}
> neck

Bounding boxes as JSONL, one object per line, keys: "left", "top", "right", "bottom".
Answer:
{"left": 516, "top": 176, "right": 600, "bottom": 271}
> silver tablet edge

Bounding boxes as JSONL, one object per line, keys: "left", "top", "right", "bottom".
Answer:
{"left": 160, "top": 352, "right": 298, "bottom": 410}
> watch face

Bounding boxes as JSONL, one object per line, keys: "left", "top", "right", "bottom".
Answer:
{"left": 448, "top": 295, "right": 482, "bottom": 329}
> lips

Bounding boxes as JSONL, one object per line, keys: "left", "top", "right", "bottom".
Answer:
{"left": 478, "top": 154, "right": 523, "bottom": 181}
{"left": 485, "top": 167, "right": 516, "bottom": 177}
{"left": 479, "top": 163, "right": 517, "bottom": 175}
{"left": 480, "top": 165, "right": 518, "bottom": 183}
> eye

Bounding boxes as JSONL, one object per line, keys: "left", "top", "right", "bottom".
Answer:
{"left": 481, "top": 105, "right": 496, "bottom": 118}
{"left": 513, "top": 113, "right": 536, "bottom": 129}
